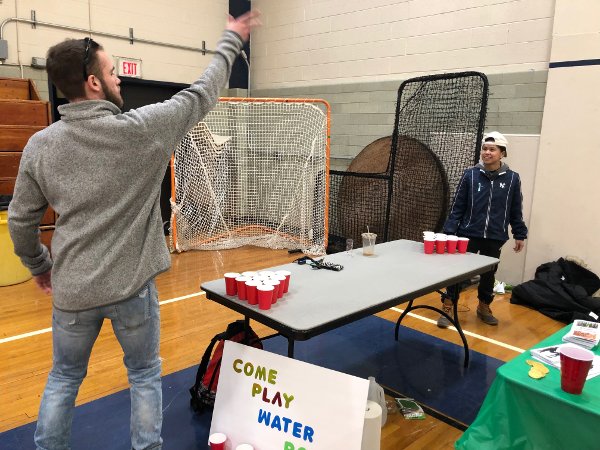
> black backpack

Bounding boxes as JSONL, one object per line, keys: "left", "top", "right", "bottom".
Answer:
{"left": 189, "top": 320, "right": 263, "bottom": 413}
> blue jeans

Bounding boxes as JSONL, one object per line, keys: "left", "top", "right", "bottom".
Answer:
{"left": 34, "top": 280, "right": 162, "bottom": 450}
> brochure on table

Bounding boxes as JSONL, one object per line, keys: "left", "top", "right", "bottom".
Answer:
{"left": 210, "top": 341, "right": 369, "bottom": 450}
{"left": 562, "top": 320, "right": 600, "bottom": 349}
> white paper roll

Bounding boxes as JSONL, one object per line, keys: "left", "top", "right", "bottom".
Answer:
{"left": 361, "top": 400, "right": 382, "bottom": 450}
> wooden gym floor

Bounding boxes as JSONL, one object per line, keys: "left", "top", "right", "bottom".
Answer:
{"left": 0, "top": 245, "right": 563, "bottom": 449}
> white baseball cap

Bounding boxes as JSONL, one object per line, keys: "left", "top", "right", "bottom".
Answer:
{"left": 482, "top": 131, "right": 508, "bottom": 154}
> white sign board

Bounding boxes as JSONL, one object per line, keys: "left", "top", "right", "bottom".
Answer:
{"left": 116, "top": 57, "right": 142, "bottom": 78}
{"left": 210, "top": 341, "right": 369, "bottom": 450}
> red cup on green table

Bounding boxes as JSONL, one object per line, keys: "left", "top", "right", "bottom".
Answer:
{"left": 224, "top": 272, "right": 240, "bottom": 296}
{"left": 209, "top": 433, "right": 227, "bottom": 450}
{"left": 235, "top": 276, "right": 249, "bottom": 300}
{"left": 245, "top": 280, "right": 260, "bottom": 305}
{"left": 559, "top": 345, "right": 594, "bottom": 394}
{"left": 457, "top": 237, "right": 469, "bottom": 253}
{"left": 275, "top": 270, "right": 291, "bottom": 293}
{"left": 257, "top": 285, "right": 274, "bottom": 310}
{"left": 446, "top": 235, "right": 458, "bottom": 253}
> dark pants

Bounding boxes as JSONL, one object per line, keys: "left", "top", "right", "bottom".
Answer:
{"left": 446, "top": 237, "right": 504, "bottom": 305}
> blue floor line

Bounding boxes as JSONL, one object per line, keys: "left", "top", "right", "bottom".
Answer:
{"left": 0, "top": 316, "right": 503, "bottom": 449}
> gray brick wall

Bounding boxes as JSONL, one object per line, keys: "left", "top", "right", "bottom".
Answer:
{"left": 485, "top": 71, "right": 547, "bottom": 135}
{"left": 0, "top": 67, "right": 546, "bottom": 168}
{"left": 252, "top": 70, "right": 547, "bottom": 171}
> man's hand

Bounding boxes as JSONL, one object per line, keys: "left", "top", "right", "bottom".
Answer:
{"left": 513, "top": 240, "right": 525, "bottom": 253}
{"left": 33, "top": 270, "right": 52, "bottom": 294}
{"left": 227, "top": 10, "right": 262, "bottom": 42}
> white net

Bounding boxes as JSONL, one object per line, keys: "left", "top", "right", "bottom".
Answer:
{"left": 170, "top": 98, "right": 329, "bottom": 255}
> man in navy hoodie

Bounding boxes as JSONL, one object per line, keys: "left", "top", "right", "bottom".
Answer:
{"left": 437, "top": 131, "right": 528, "bottom": 327}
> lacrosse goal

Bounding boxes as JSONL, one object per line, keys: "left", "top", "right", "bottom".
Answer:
{"left": 170, "top": 97, "right": 330, "bottom": 254}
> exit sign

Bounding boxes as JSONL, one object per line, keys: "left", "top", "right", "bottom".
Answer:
{"left": 117, "top": 57, "right": 142, "bottom": 78}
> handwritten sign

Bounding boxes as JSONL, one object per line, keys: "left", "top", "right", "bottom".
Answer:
{"left": 210, "top": 341, "right": 369, "bottom": 449}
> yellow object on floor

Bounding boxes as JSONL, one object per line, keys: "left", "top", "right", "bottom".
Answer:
{"left": 0, "top": 210, "right": 32, "bottom": 286}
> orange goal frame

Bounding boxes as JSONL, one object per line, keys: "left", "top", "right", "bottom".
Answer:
{"left": 169, "top": 97, "right": 331, "bottom": 252}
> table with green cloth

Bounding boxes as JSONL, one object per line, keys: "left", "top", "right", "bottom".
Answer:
{"left": 456, "top": 325, "right": 600, "bottom": 449}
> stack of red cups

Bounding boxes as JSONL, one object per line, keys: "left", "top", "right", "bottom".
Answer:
{"left": 223, "top": 269, "right": 293, "bottom": 311}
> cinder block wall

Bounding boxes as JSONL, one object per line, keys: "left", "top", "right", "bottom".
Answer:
{"left": 253, "top": 70, "right": 547, "bottom": 170}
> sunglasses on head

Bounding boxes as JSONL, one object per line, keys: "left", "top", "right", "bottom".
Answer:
{"left": 82, "top": 37, "right": 97, "bottom": 81}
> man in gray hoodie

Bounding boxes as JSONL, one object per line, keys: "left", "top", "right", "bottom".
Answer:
{"left": 8, "top": 11, "right": 261, "bottom": 450}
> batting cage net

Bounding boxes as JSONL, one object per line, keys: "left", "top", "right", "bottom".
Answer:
{"left": 170, "top": 98, "right": 330, "bottom": 255}
{"left": 329, "top": 72, "right": 488, "bottom": 252}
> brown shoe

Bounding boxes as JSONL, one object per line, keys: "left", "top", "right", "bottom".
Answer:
{"left": 437, "top": 304, "right": 454, "bottom": 328}
{"left": 477, "top": 304, "right": 499, "bottom": 326}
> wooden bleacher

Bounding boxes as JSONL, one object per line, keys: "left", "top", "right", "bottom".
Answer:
{"left": 0, "top": 77, "right": 54, "bottom": 247}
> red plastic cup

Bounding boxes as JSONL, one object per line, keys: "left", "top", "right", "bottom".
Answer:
{"left": 446, "top": 237, "right": 458, "bottom": 253}
{"left": 259, "top": 271, "right": 275, "bottom": 278}
{"left": 224, "top": 273, "right": 240, "bottom": 296}
{"left": 245, "top": 280, "right": 259, "bottom": 305}
{"left": 274, "top": 275, "right": 286, "bottom": 298}
{"left": 424, "top": 239, "right": 435, "bottom": 254}
{"left": 209, "top": 433, "right": 227, "bottom": 450}
{"left": 435, "top": 239, "right": 446, "bottom": 254}
{"left": 457, "top": 237, "right": 469, "bottom": 253}
{"left": 275, "top": 270, "right": 291, "bottom": 293}
{"left": 235, "top": 276, "right": 249, "bottom": 300}
{"left": 257, "top": 285, "right": 274, "bottom": 310}
{"left": 264, "top": 280, "right": 280, "bottom": 303}
{"left": 559, "top": 345, "right": 594, "bottom": 394}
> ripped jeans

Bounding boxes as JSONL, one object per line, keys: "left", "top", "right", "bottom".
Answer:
{"left": 35, "top": 280, "right": 162, "bottom": 450}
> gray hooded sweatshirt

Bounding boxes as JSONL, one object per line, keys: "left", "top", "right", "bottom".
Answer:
{"left": 8, "top": 30, "right": 243, "bottom": 311}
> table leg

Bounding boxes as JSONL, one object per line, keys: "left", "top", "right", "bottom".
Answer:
{"left": 287, "top": 338, "right": 295, "bottom": 358}
{"left": 394, "top": 289, "right": 470, "bottom": 368}
{"left": 394, "top": 299, "right": 414, "bottom": 340}
{"left": 446, "top": 285, "right": 470, "bottom": 368}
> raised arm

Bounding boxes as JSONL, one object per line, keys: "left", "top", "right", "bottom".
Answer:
{"left": 124, "top": 11, "right": 262, "bottom": 155}
{"left": 226, "top": 10, "right": 262, "bottom": 42}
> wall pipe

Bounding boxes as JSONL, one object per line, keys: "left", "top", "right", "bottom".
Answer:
{"left": 0, "top": 16, "right": 218, "bottom": 60}
{"left": 0, "top": 15, "right": 250, "bottom": 94}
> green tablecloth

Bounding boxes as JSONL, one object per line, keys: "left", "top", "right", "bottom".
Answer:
{"left": 456, "top": 325, "right": 600, "bottom": 450}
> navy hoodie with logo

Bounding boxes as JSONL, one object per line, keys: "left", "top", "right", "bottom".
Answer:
{"left": 443, "top": 162, "right": 528, "bottom": 243}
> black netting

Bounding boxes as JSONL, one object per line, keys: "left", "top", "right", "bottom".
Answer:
{"left": 328, "top": 72, "right": 488, "bottom": 252}
{"left": 328, "top": 171, "right": 389, "bottom": 253}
